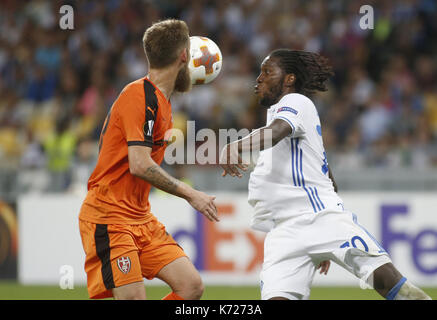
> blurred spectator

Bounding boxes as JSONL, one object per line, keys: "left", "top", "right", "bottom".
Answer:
{"left": 0, "top": 0, "right": 436, "bottom": 196}
{"left": 70, "top": 136, "right": 98, "bottom": 194}
{"left": 358, "top": 90, "right": 392, "bottom": 146}
{"left": 43, "top": 115, "right": 77, "bottom": 192}
{"left": 26, "top": 64, "right": 57, "bottom": 103}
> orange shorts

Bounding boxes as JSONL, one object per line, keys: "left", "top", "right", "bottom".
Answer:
{"left": 79, "top": 215, "right": 186, "bottom": 299}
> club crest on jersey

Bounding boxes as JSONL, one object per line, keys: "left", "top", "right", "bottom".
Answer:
{"left": 117, "top": 256, "right": 131, "bottom": 274}
{"left": 277, "top": 106, "right": 298, "bottom": 115}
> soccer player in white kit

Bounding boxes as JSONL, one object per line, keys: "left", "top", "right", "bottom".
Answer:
{"left": 220, "top": 49, "right": 431, "bottom": 300}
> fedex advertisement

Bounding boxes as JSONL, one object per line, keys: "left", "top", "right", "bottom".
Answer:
{"left": 18, "top": 192, "right": 437, "bottom": 287}
{"left": 155, "top": 193, "right": 265, "bottom": 284}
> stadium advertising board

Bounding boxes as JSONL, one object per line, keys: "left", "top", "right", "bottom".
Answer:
{"left": 0, "top": 200, "right": 17, "bottom": 279}
{"left": 18, "top": 192, "right": 437, "bottom": 288}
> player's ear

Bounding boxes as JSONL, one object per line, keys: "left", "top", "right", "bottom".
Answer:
{"left": 284, "top": 73, "right": 296, "bottom": 87}
{"left": 180, "top": 47, "right": 189, "bottom": 64}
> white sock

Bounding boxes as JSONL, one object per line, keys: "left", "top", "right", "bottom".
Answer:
{"left": 394, "top": 280, "right": 431, "bottom": 300}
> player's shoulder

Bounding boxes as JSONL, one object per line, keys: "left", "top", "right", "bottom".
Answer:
{"left": 111, "top": 78, "right": 147, "bottom": 116}
{"left": 279, "top": 93, "right": 314, "bottom": 106}
{"left": 276, "top": 93, "right": 315, "bottom": 115}
{"left": 121, "top": 77, "right": 147, "bottom": 96}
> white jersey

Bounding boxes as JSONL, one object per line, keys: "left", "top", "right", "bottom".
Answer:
{"left": 248, "top": 93, "right": 344, "bottom": 231}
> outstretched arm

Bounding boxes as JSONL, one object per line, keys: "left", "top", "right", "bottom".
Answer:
{"left": 220, "top": 118, "right": 292, "bottom": 177}
{"left": 128, "top": 145, "right": 219, "bottom": 222}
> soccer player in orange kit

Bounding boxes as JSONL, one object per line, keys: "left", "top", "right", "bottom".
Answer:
{"left": 78, "top": 19, "right": 218, "bottom": 300}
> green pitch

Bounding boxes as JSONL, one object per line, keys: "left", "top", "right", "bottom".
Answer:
{"left": 0, "top": 281, "right": 436, "bottom": 300}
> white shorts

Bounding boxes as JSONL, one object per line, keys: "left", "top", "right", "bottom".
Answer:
{"left": 260, "top": 210, "right": 392, "bottom": 300}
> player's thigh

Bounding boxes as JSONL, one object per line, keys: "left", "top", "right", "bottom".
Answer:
{"left": 155, "top": 256, "right": 203, "bottom": 292}
{"left": 112, "top": 281, "right": 146, "bottom": 300}
{"left": 261, "top": 254, "right": 315, "bottom": 300}
{"left": 138, "top": 217, "right": 196, "bottom": 288}
{"left": 319, "top": 211, "right": 392, "bottom": 282}
{"left": 261, "top": 225, "right": 315, "bottom": 299}
{"left": 79, "top": 221, "right": 144, "bottom": 299}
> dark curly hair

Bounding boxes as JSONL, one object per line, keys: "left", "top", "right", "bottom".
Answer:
{"left": 270, "top": 49, "right": 334, "bottom": 96}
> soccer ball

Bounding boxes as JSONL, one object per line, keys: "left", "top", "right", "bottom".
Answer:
{"left": 188, "top": 36, "right": 222, "bottom": 85}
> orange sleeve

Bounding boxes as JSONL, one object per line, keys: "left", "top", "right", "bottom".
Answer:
{"left": 117, "top": 83, "right": 157, "bottom": 147}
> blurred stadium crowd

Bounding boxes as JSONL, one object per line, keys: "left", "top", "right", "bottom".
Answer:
{"left": 0, "top": 0, "right": 437, "bottom": 196}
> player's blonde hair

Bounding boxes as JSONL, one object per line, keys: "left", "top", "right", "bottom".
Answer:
{"left": 143, "top": 19, "right": 189, "bottom": 69}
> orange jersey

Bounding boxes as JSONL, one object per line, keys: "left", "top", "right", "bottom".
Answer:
{"left": 79, "top": 77, "right": 172, "bottom": 224}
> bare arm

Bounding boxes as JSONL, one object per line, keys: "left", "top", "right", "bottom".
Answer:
{"left": 220, "top": 119, "right": 292, "bottom": 177}
{"left": 128, "top": 146, "right": 190, "bottom": 197}
{"left": 237, "top": 118, "right": 292, "bottom": 153}
{"left": 128, "top": 145, "right": 219, "bottom": 221}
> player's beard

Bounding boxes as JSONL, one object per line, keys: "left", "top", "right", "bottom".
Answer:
{"left": 174, "top": 64, "right": 192, "bottom": 93}
{"left": 259, "top": 76, "right": 285, "bottom": 107}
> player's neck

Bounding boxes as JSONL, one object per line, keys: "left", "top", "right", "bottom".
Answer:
{"left": 147, "top": 65, "right": 179, "bottom": 100}
{"left": 272, "top": 89, "right": 296, "bottom": 106}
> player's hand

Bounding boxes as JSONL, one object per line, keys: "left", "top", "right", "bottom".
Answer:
{"left": 317, "top": 260, "right": 330, "bottom": 275}
{"left": 219, "top": 143, "right": 248, "bottom": 178}
{"left": 187, "top": 190, "right": 219, "bottom": 222}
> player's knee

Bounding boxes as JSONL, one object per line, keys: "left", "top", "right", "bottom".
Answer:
{"left": 171, "top": 272, "right": 204, "bottom": 300}
{"left": 188, "top": 275, "right": 204, "bottom": 300}
{"left": 112, "top": 282, "right": 146, "bottom": 300}
{"left": 179, "top": 274, "right": 204, "bottom": 300}
{"left": 113, "top": 289, "right": 145, "bottom": 300}
{"left": 116, "top": 293, "right": 144, "bottom": 300}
